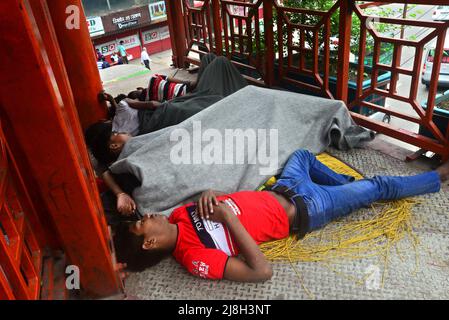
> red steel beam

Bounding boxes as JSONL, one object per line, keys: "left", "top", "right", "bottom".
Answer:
{"left": 0, "top": 0, "right": 122, "bottom": 298}
{"left": 166, "top": 0, "right": 187, "bottom": 68}
{"left": 360, "top": 0, "right": 449, "bottom": 5}
{"left": 0, "top": 265, "right": 16, "bottom": 300}
{"left": 263, "top": 0, "right": 275, "bottom": 86}
{"left": 46, "top": 0, "right": 107, "bottom": 130}
{"left": 28, "top": 0, "right": 109, "bottom": 243}
{"left": 351, "top": 113, "right": 448, "bottom": 157}
{"left": 336, "top": 0, "right": 353, "bottom": 103}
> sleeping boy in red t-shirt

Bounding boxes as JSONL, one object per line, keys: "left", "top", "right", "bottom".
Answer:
{"left": 114, "top": 150, "right": 449, "bottom": 282}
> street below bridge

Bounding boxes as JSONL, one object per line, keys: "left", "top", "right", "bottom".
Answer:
{"left": 375, "top": 4, "right": 447, "bottom": 152}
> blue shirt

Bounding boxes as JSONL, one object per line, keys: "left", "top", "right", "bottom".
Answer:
{"left": 118, "top": 45, "right": 127, "bottom": 57}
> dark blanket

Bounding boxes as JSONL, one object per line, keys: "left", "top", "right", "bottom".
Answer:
{"left": 138, "top": 55, "right": 247, "bottom": 135}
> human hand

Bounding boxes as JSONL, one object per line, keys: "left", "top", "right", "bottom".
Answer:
{"left": 116, "top": 193, "right": 136, "bottom": 216}
{"left": 206, "top": 202, "right": 233, "bottom": 224}
{"left": 197, "top": 189, "right": 219, "bottom": 220}
{"left": 115, "top": 263, "right": 129, "bottom": 281}
{"left": 98, "top": 90, "right": 114, "bottom": 103}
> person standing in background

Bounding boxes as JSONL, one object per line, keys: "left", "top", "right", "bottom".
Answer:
{"left": 118, "top": 41, "right": 129, "bottom": 64}
{"left": 141, "top": 47, "right": 152, "bottom": 70}
{"left": 96, "top": 48, "right": 104, "bottom": 61}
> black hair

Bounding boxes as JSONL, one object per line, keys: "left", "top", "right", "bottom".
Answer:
{"left": 114, "top": 94, "right": 127, "bottom": 104}
{"left": 114, "top": 222, "right": 169, "bottom": 272}
{"left": 120, "top": 41, "right": 124, "bottom": 45}
{"left": 127, "top": 90, "right": 142, "bottom": 100}
{"left": 84, "top": 121, "right": 115, "bottom": 166}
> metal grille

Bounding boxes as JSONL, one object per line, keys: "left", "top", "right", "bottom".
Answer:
{"left": 0, "top": 123, "right": 44, "bottom": 300}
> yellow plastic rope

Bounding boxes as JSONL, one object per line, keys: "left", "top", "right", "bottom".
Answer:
{"left": 260, "top": 153, "right": 419, "bottom": 266}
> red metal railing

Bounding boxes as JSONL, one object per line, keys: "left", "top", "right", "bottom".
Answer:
{"left": 0, "top": 0, "right": 124, "bottom": 299}
{"left": 0, "top": 123, "right": 44, "bottom": 299}
{"left": 275, "top": 1, "right": 340, "bottom": 99}
{"left": 167, "top": 0, "right": 449, "bottom": 160}
{"left": 350, "top": 2, "right": 449, "bottom": 158}
{"left": 221, "top": 0, "right": 265, "bottom": 81}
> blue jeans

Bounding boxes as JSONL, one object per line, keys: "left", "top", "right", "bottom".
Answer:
{"left": 273, "top": 150, "right": 441, "bottom": 232}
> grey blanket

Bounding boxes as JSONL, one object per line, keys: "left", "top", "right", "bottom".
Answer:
{"left": 110, "top": 85, "right": 374, "bottom": 215}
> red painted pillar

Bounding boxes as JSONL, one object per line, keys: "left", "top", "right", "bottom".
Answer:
{"left": 263, "top": 0, "right": 275, "bottom": 87}
{"left": 46, "top": 0, "right": 107, "bottom": 130}
{"left": 29, "top": 0, "right": 110, "bottom": 243}
{"left": 336, "top": 0, "right": 353, "bottom": 103}
{"left": 0, "top": 0, "right": 122, "bottom": 298}
{"left": 211, "top": 0, "right": 223, "bottom": 55}
{"left": 165, "top": 0, "right": 187, "bottom": 68}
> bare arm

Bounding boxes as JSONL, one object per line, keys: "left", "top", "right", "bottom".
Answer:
{"left": 208, "top": 203, "right": 273, "bottom": 282}
{"left": 98, "top": 91, "right": 119, "bottom": 115}
{"left": 125, "top": 99, "right": 162, "bottom": 110}
{"left": 102, "top": 170, "right": 136, "bottom": 216}
{"left": 102, "top": 170, "right": 124, "bottom": 196}
{"left": 167, "top": 76, "right": 197, "bottom": 91}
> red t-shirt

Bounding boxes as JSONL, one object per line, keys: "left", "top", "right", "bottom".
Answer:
{"left": 168, "top": 191, "right": 290, "bottom": 280}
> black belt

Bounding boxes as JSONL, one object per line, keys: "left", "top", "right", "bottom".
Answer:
{"left": 267, "top": 185, "right": 309, "bottom": 239}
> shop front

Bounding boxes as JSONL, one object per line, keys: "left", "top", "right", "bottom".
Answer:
{"left": 87, "top": 1, "right": 170, "bottom": 62}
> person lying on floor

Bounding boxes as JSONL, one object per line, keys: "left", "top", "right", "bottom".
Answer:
{"left": 86, "top": 53, "right": 247, "bottom": 218}
{"left": 114, "top": 149, "right": 449, "bottom": 282}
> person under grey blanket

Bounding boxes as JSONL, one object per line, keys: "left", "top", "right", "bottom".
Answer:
{"left": 109, "top": 85, "right": 375, "bottom": 217}
{"left": 112, "top": 150, "right": 449, "bottom": 281}
{"left": 85, "top": 54, "right": 247, "bottom": 220}
{"left": 86, "top": 53, "right": 247, "bottom": 167}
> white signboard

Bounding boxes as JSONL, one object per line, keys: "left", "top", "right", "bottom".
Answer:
{"left": 160, "top": 25, "right": 170, "bottom": 39}
{"left": 143, "top": 29, "right": 159, "bottom": 44}
{"left": 96, "top": 34, "right": 141, "bottom": 56}
{"left": 229, "top": 5, "right": 246, "bottom": 17}
{"left": 149, "top": 1, "right": 167, "bottom": 21}
{"left": 87, "top": 16, "right": 105, "bottom": 37}
{"left": 142, "top": 26, "right": 171, "bottom": 45}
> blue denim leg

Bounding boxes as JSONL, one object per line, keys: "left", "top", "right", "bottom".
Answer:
{"left": 274, "top": 149, "right": 441, "bottom": 232}
{"left": 306, "top": 171, "right": 441, "bottom": 231}
{"left": 277, "top": 149, "right": 355, "bottom": 187}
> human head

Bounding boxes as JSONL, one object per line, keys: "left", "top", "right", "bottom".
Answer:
{"left": 143, "top": 48, "right": 147, "bottom": 52}
{"left": 85, "top": 121, "right": 131, "bottom": 165}
{"left": 127, "top": 88, "right": 144, "bottom": 100}
{"left": 114, "top": 215, "right": 173, "bottom": 271}
{"left": 109, "top": 132, "right": 132, "bottom": 156}
{"left": 120, "top": 41, "right": 124, "bottom": 45}
{"left": 114, "top": 93, "right": 127, "bottom": 104}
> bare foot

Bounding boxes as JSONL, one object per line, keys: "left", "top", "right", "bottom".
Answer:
{"left": 436, "top": 161, "right": 449, "bottom": 182}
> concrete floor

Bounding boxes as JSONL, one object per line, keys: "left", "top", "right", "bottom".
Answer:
{"left": 101, "top": 50, "right": 449, "bottom": 300}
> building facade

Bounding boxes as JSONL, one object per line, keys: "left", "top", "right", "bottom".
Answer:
{"left": 83, "top": 0, "right": 171, "bottom": 62}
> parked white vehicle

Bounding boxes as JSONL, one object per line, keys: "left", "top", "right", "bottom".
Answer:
{"left": 422, "top": 40, "right": 449, "bottom": 88}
